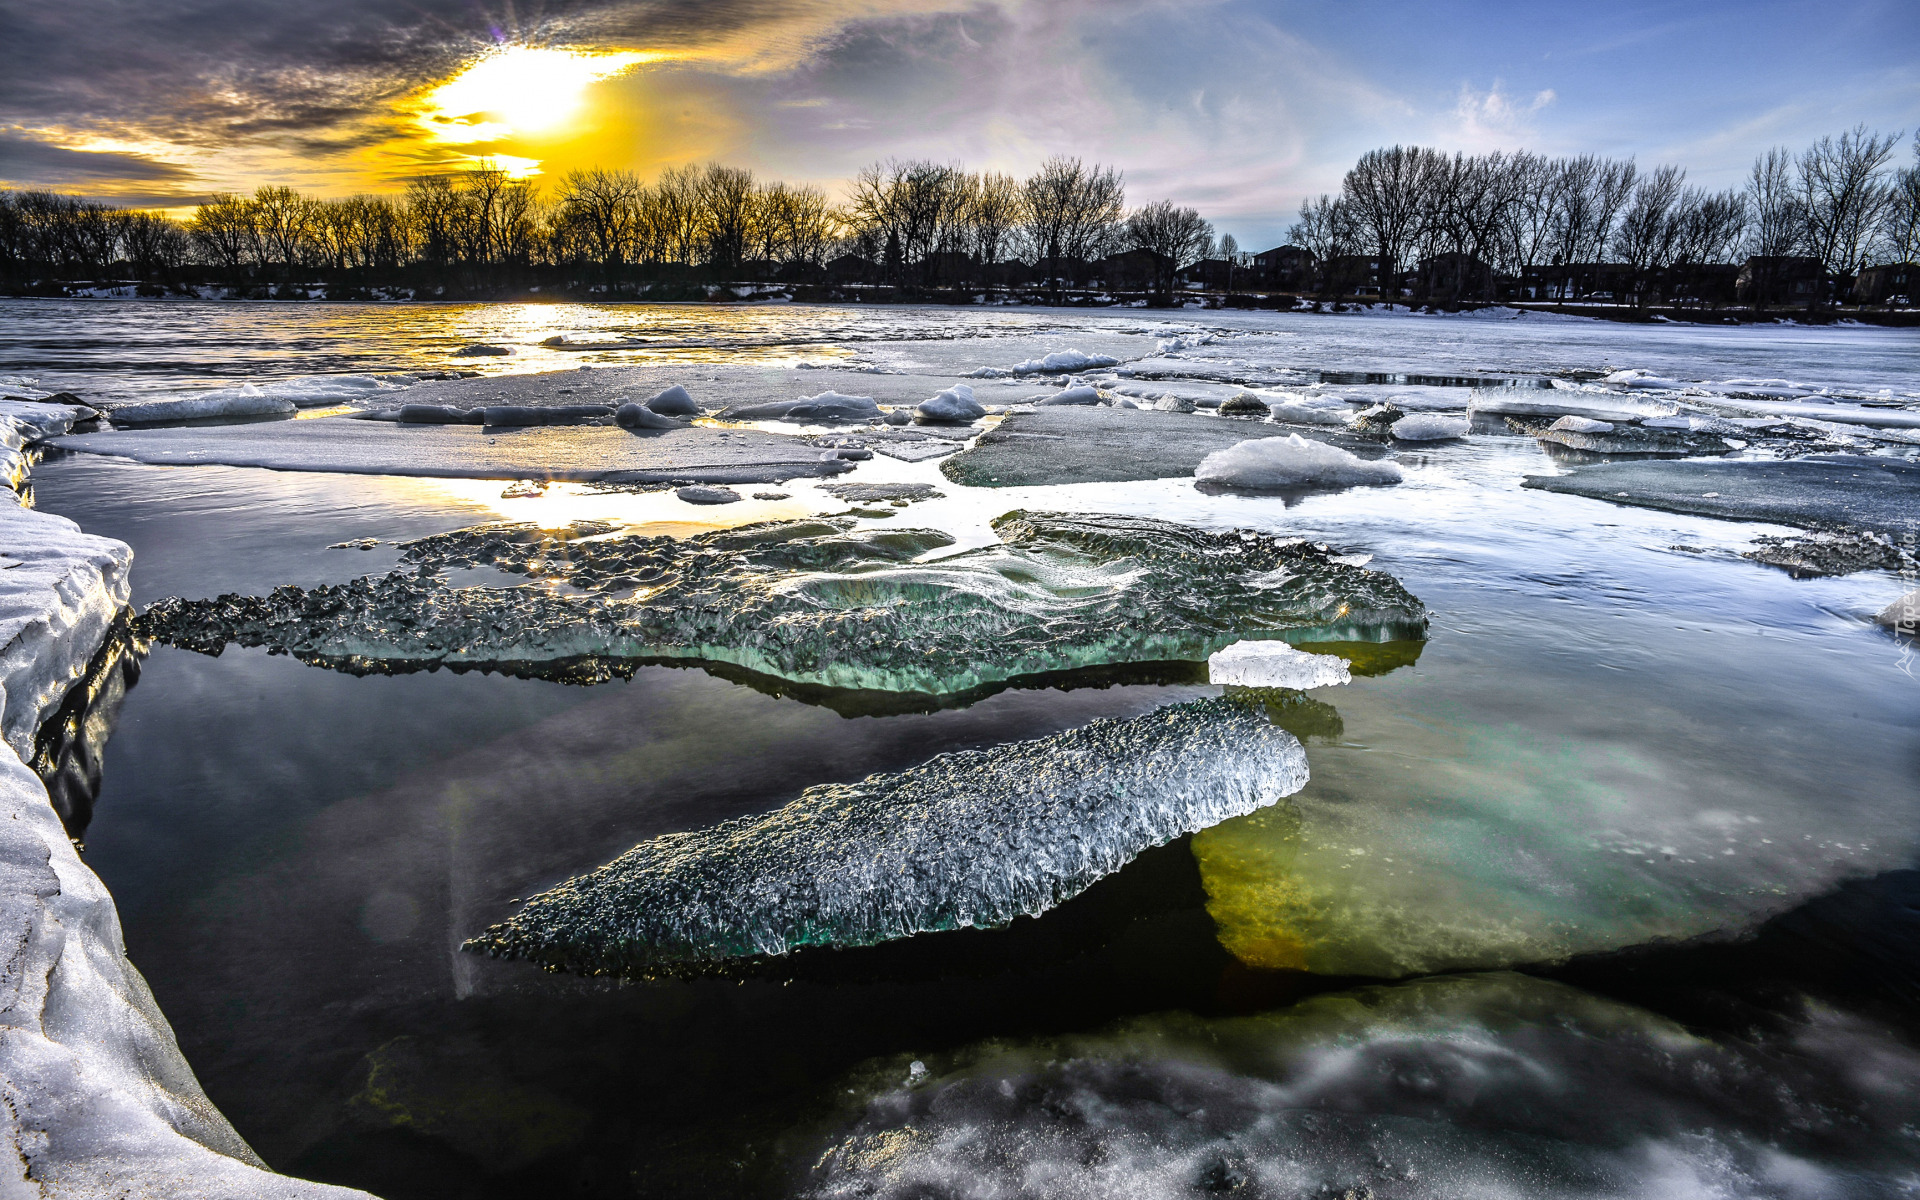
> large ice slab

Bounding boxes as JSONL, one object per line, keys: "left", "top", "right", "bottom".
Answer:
{"left": 137, "top": 512, "right": 1427, "bottom": 695}
{"left": 55, "top": 416, "right": 855, "bottom": 485}
{"left": 466, "top": 696, "right": 1309, "bottom": 972}
{"left": 941, "top": 407, "right": 1389, "bottom": 488}
{"left": 1524, "top": 454, "right": 1920, "bottom": 539}
{"left": 804, "top": 972, "right": 1920, "bottom": 1199}
{"left": 0, "top": 497, "right": 367, "bottom": 1197}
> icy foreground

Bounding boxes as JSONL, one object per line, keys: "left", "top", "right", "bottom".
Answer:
{"left": 0, "top": 497, "right": 367, "bottom": 1197}
{"left": 806, "top": 972, "right": 1920, "bottom": 1200}
{"left": 139, "top": 512, "right": 1427, "bottom": 695}
{"left": 467, "top": 697, "right": 1309, "bottom": 972}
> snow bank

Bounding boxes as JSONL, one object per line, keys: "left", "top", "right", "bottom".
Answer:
{"left": 914, "top": 384, "right": 985, "bottom": 424}
{"left": 1208, "top": 641, "right": 1352, "bottom": 689}
{"left": 0, "top": 498, "right": 368, "bottom": 1197}
{"left": 1195, "top": 435, "right": 1404, "bottom": 491}
{"left": 467, "top": 697, "right": 1309, "bottom": 970}
{"left": 0, "top": 400, "right": 97, "bottom": 437}
{"left": 969, "top": 350, "right": 1121, "bottom": 378}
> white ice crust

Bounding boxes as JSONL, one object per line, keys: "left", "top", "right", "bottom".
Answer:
{"left": 1195, "top": 435, "right": 1404, "bottom": 490}
{"left": 0, "top": 493, "right": 369, "bottom": 1196}
{"left": 1208, "top": 641, "right": 1352, "bottom": 689}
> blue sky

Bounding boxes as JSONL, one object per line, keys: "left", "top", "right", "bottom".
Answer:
{"left": 1, "top": 0, "right": 1914, "bottom": 241}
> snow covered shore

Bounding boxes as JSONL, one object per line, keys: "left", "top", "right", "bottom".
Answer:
{"left": 0, "top": 490, "right": 367, "bottom": 1194}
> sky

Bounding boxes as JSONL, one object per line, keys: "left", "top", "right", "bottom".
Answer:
{"left": 2, "top": 0, "right": 1916, "bottom": 247}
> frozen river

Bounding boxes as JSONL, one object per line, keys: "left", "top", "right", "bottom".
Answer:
{"left": 6, "top": 299, "right": 1919, "bottom": 1198}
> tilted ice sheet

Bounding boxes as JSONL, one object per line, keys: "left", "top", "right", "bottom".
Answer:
{"left": 805, "top": 972, "right": 1920, "bottom": 1200}
{"left": 137, "top": 512, "right": 1428, "bottom": 695}
{"left": 466, "top": 696, "right": 1309, "bottom": 972}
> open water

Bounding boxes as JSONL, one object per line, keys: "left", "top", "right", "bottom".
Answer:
{"left": 7, "top": 298, "right": 1919, "bottom": 1198}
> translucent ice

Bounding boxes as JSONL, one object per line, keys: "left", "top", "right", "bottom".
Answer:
{"left": 1389, "top": 413, "right": 1471, "bottom": 440}
{"left": 1208, "top": 640, "right": 1351, "bottom": 689}
{"left": 137, "top": 512, "right": 1427, "bottom": 696}
{"left": 465, "top": 696, "right": 1309, "bottom": 971}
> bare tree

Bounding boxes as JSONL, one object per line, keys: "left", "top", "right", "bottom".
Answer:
{"left": 1798, "top": 124, "right": 1902, "bottom": 276}
{"left": 1339, "top": 145, "right": 1432, "bottom": 295}
{"left": 1123, "top": 199, "right": 1213, "bottom": 298}
{"left": 967, "top": 172, "right": 1025, "bottom": 276}
{"left": 1612, "top": 165, "right": 1687, "bottom": 303}
{"left": 1879, "top": 142, "right": 1920, "bottom": 265}
{"left": 1022, "top": 156, "right": 1125, "bottom": 295}
{"left": 1743, "top": 146, "right": 1803, "bottom": 258}
{"left": 188, "top": 193, "right": 257, "bottom": 273}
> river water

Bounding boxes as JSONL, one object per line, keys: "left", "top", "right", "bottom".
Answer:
{"left": 7, "top": 299, "right": 1919, "bottom": 1198}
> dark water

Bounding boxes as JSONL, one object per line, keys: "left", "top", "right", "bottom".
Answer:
{"left": 15, "top": 301, "right": 1920, "bottom": 1197}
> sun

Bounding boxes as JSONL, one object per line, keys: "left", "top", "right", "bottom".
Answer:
{"left": 414, "top": 45, "right": 657, "bottom": 146}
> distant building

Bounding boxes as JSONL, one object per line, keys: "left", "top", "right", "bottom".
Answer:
{"left": 825, "top": 254, "right": 874, "bottom": 285}
{"left": 1519, "top": 262, "right": 1634, "bottom": 302}
{"left": 916, "top": 250, "right": 976, "bottom": 287}
{"left": 1736, "top": 256, "right": 1827, "bottom": 306}
{"left": 1097, "top": 248, "right": 1174, "bottom": 292}
{"left": 1251, "top": 245, "right": 1316, "bottom": 291}
{"left": 1414, "top": 253, "right": 1496, "bottom": 301}
{"left": 1178, "top": 258, "right": 1244, "bottom": 291}
{"left": 1851, "top": 262, "right": 1916, "bottom": 306}
{"left": 1322, "top": 254, "right": 1383, "bottom": 296}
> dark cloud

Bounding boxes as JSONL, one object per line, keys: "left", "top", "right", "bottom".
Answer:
{"left": 0, "top": 130, "right": 196, "bottom": 185}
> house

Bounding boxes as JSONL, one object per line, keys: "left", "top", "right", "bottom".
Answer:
{"left": 1519, "top": 262, "right": 1635, "bottom": 302}
{"left": 824, "top": 254, "right": 875, "bottom": 285}
{"left": 1322, "top": 255, "right": 1383, "bottom": 296}
{"left": 1736, "top": 256, "right": 1827, "bottom": 306}
{"left": 1851, "top": 262, "right": 1917, "bottom": 306}
{"left": 1251, "top": 245, "right": 1315, "bottom": 291}
{"left": 1096, "top": 248, "right": 1174, "bottom": 292}
{"left": 1414, "top": 253, "right": 1495, "bottom": 301}
{"left": 916, "top": 250, "right": 976, "bottom": 287}
{"left": 1177, "top": 258, "right": 1242, "bottom": 291}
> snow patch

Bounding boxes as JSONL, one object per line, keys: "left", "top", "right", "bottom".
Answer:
{"left": 1196, "top": 435, "right": 1404, "bottom": 491}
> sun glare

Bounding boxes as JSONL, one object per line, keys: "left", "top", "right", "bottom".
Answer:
{"left": 416, "top": 46, "right": 654, "bottom": 146}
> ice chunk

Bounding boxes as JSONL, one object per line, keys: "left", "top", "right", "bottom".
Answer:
{"left": 481, "top": 404, "right": 615, "bottom": 426}
{"left": 1550, "top": 415, "right": 1615, "bottom": 433}
{"left": 1218, "top": 392, "right": 1270, "bottom": 415}
{"left": 913, "top": 384, "right": 984, "bottom": 424}
{"left": 969, "top": 350, "right": 1121, "bottom": 378}
{"left": 137, "top": 512, "right": 1427, "bottom": 695}
{"left": 452, "top": 343, "right": 513, "bottom": 357}
{"left": 465, "top": 696, "right": 1309, "bottom": 971}
{"left": 723, "top": 393, "right": 881, "bottom": 422}
{"left": 108, "top": 385, "right": 297, "bottom": 426}
{"left": 675, "top": 485, "right": 741, "bottom": 505}
{"left": 1208, "top": 640, "right": 1351, "bottom": 689}
{"left": 1468, "top": 388, "right": 1678, "bottom": 423}
{"left": 396, "top": 403, "right": 482, "bottom": 425}
{"left": 1603, "top": 368, "right": 1690, "bottom": 391}
{"left": 1036, "top": 385, "right": 1102, "bottom": 406}
{"left": 804, "top": 973, "right": 1920, "bottom": 1200}
{"left": 616, "top": 403, "right": 681, "bottom": 430}
{"left": 645, "top": 384, "right": 700, "bottom": 415}
{"left": 1390, "top": 413, "right": 1471, "bottom": 441}
{"left": 1879, "top": 589, "right": 1918, "bottom": 636}
{"left": 1195, "top": 435, "right": 1404, "bottom": 491}
{"left": 1151, "top": 394, "right": 1195, "bottom": 413}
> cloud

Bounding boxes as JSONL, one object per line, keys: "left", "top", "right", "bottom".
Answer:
{"left": 0, "top": 130, "right": 197, "bottom": 187}
{"left": 1446, "top": 82, "right": 1557, "bottom": 150}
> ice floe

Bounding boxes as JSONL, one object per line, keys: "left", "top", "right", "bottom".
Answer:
{"left": 1195, "top": 435, "right": 1404, "bottom": 491}
{"left": 137, "top": 512, "right": 1426, "bottom": 695}
{"left": 722, "top": 392, "right": 882, "bottom": 422}
{"left": 465, "top": 696, "right": 1309, "bottom": 971}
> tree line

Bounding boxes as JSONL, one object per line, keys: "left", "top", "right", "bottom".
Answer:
{"left": 2, "top": 126, "right": 1916, "bottom": 303}
{"left": 1292, "top": 125, "right": 1920, "bottom": 302}
{"left": 0, "top": 156, "right": 1222, "bottom": 298}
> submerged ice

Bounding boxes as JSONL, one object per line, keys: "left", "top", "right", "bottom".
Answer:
{"left": 137, "top": 512, "right": 1426, "bottom": 695}
{"left": 466, "top": 696, "right": 1309, "bottom": 972}
{"left": 804, "top": 972, "right": 1920, "bottom": 1200}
